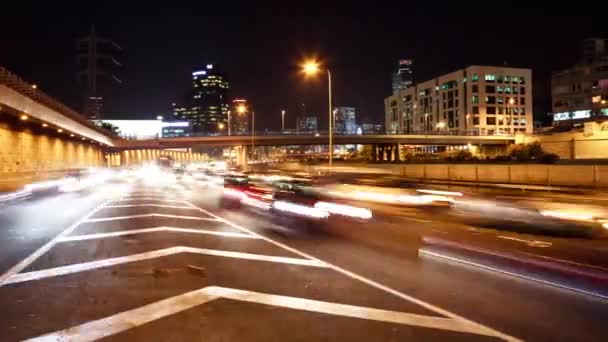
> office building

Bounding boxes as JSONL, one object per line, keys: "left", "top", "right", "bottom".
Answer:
{"left": 392, "top": 59, "right": 414, "bottom": 95}
{"left": 297, "top": 116, "right": 318, "bottom": 132}
{"left": 551, "top": 38, "right": 608, "bottom": 126}
{"left": 173, "top": 64, "right": 229, "bottom": 135}
{"left": 230, "top": 98, "right": 249, "bottom": 134}
{"left": 385, "top": 65, "right": 533, "bottom": 135}
{"left": 334, "top": 107, "right": 357, "bottom": 134}
{"left": 361, "top": 123, "right": 384, "bottom": 134}
{"left": 162, "top": 121, "right": 191, "bottom": 138}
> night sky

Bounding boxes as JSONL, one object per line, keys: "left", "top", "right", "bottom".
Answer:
{"left": 1, "top": 5, "right": 605, "bottom": 130}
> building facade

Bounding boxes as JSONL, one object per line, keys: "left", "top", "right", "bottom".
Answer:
{"left": 385, "top": 66, "right": 533, "bottom": 135}
{"left": 296, "top": 116, "right": 318, "bottom": 132}
{"left": 551, "top": 38, "right": 608, "bottom": 126}
{"left": 173, "top": 64, "right": 229, "bottom": 135}
{"left": 392, "top": 59, "right": 414, "bottom": 95}
{"left": 230, "top": 98, "right": 249, "bottom": 134}
{"left": 334, "top": 107, "right": 357, "bottom": 134}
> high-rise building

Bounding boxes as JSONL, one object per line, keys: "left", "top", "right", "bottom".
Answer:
{"left": 173, "top": 64, "right": 229, "bottom": 135}
{"left": 334, "top": 107, "right": 357, "bottom": 134}
{"left": 385, "top": 65, "right": 533, "bottom": 135}
{"left": 230, "top": 98, "right": 249, "bottom": 134}
{"left": 392, "top": 59, "right": 414, "bottom": 95}
{"left": 296, "top": 116, "right": 318, "bottom": 132}
{"left": 551, "top": 38, "right": 608, "bottom": 126}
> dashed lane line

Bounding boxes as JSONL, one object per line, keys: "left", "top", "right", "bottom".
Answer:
{"left": 24, "top": 285, "right": 499, "bottom": 342}
{"left": 84, "top": 213, "right": 218, "bottom": 223}
{"left": 184, "top": 200, "right": 521, "bottom": 342}
{"left": 0, "top": 200, "right": 112, "bottom": 286}
{"left": 58, "top": 227, "right": 259, "bottom": 242}
{"left": 3, "top": 246, "right": 328, "bottom": 285}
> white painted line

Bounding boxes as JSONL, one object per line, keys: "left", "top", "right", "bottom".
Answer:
{"left": 497, "top": 235, "right": 552, "bottom": 248}
{"left": 4, "top": 246, "right": 327, "bottom": 285}
{"left": 24, "top": 285, "right": 499, "bottom": 341}
{"left": 397, "top": 215, "right": 432, "bottom": 223}
{"left": 0, "top": 200, "right": 111, "bottom": 287}
{"left": 114, "top": 198, "right": 189, "bottom": 204}
{"left": 419, "top": 248, "right": 608, "bottom": 301}
{"left": 58, "top": 227, "right": 259, "bottom": 242}
{"left": 84, "top": 213, "right": 218, "bottom": 223}
{"left": 184, "top": 201, "right": 520, "bottom": 342}
{"left": 105, "top": 204, "right": 197, "bottom": 210}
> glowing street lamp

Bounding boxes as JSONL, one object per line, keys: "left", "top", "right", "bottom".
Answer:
{"left": 218, "top": 123, "right": 225, "bottom": 130}
{"left": 301, "top": 58, "right": 333, "bottom": 172}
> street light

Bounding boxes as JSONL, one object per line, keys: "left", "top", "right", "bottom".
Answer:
{"left": 235, "top": 104, "right": 254, "bottom": 159}
{"left": 218, "top": 123, "right": 225, "bottom": 130}
{"left": 301, "top": 59, "right": 333, "bottom": 172}
{"left": 508, "top": 98, "right": 515, "bottom": 134}
{"left": 281, "top": 110, "right": 286, "bottom": 133}
{"left": 227, "top": 110, "right": 232, "bottom": 136}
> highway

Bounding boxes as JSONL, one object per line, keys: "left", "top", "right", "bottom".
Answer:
{"left": 0, "top": 175, "right": 607, "bottom": 341}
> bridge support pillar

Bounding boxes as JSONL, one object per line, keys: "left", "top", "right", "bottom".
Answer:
{"left": 236, "top": 145, "right": 249, "bottom": 169}
{"left": 371, "top": 144, "right": 378, "bottom": 162}
{"left": 394, "top": 144, "right": 401, "bottom": 162}
{"left": 386, "top": 145, "right": 393, "bottom": 162}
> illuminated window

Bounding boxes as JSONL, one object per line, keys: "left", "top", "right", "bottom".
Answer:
{"left": 497, "top": 86, "right": 504, "bottom": 93}
{"left": 504, "top": 76, "right": 511, "bottom": 83}
{"left": 593, "top": 96, "right": 601, "bottom": 103}
{"left": 485, "top": 74, "right": 496, "bottom": 82}
{"left": 472, "top": 95, "right": 479, "bottom": 104}
{"left": 497, "top": 75, "right": 504, "bottom": 83}
{"left": 497, "top": 96, "right": 504, "bottom": 104}
{"left": 505, "top": 86, "right": 512, "bottom": 94}
{"left": 472, "top": 74, "right": 479, "bottom": 82}
{"left": 485, "top": 96, "right": 496, "bottom": 104}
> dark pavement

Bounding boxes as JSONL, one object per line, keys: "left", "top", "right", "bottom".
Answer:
{"left": 0, "top": 179, "right": 607, "bottom": 341}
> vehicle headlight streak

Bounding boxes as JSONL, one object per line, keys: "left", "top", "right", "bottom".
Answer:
{"left": 273, "top": 201, "right": 329, "bottom": 219}
{"left": 314, "top": 201, "right": 372, "bottom": 219}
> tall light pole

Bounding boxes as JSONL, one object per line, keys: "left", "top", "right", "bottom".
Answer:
{"left": 302, "top": 59, "right": 333, "bottom": 172}
{"left": 281, "top": 110, "right": 286, "bottom": 133}
{"left": 227, "top": 110, "right": 232, "bottom": 136}
{"left": 251, "top": 111, "right": 255, "bottom": 159}
{"left": 508, "top": 97, "right": 515, "bottom": 135}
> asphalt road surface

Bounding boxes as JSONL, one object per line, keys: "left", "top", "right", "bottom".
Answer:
{"left": 0, "top": 179, "right": 607, "bottom": 341}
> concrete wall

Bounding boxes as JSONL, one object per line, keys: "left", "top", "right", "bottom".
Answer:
{"left": 519, "top": 122, "right": 608, "bottom": 160}
{"left": 278, "top": 162, "right": 608, "bottom": 188}
{"left": 0, "top": 122, "right": 104, "bottom": 191}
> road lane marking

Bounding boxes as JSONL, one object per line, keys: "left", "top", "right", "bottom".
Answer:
{"left": 497, "top": 235, "right": 552, "bottom": 248}
{"left": 419, "top": 247, "right": 608, "bottom": 301}
{"left": 104, "top": 204, "right": 197, "bottom": 209}
{"left": 0, "top": 200, "right": 112, "bottom": 286}
{"left": 397, "top": 215, "right": 432, "bottom": 223}
{"left": 24, "top": 285, "right": 498, "bottom": 342}
{"left": 84, "top": 213, "right": 218, "bottom": 223}
{"left": 114, "top": 198, "right": 189, "bottom": 204}
{"left": 184, "top": 201, "right": 521, "bottom": 342}
{"left": 58, "top": 227, "right": 259, "bottom": 242}
{"left": 523, "top": 253, "right": 608, "bottom": 272}
{"left": 4, "top": 246, "right": 328, "bottom": 285}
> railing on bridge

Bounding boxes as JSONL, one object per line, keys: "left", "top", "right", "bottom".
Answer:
{"left": 160, "top": 130, "right": 515, "bottom": 138}
{"left": 0, "top": 66, "right": 114, "bottom": 138}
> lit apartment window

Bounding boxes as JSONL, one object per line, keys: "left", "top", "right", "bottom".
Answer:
{"left": 497, "top": 75, "right": 504, "bottom": 83}
{"left": 497, "top": 96, "right": 504, "bottom": 104}
{"left": 472, "top": 74, "right": 479, "bottom": 82}
{"left": 497, "top": 86, "right": 504, "bottom": 94}
{"left": 486, "top": 96, "right": 496, "bottom": 104}
{"left": 485, "top": 74, "right": 496, "bottom": 82}
{"left": 504, "top": 76, "right": 511, "bottom": 83}
{"left": 505, "top": 86, "right": 512, "bottom": 94}
{"left": 519, "top": 77, "right": 525, "bottom": 84}
{"left": 472, "top": 95, "right": 479, "bottom": 104}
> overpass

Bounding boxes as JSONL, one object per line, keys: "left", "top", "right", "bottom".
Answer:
{"left": 115, "top": 133, "right": 515, "bottom": 149}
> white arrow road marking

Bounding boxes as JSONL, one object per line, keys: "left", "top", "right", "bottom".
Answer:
{"left": 24, "top": 286, "right": 505, "bottom": 342}
{"left": 104, "top": 204, "right": 197, "bottom": 210}
{"left": 58, "top": 227, "right": 259, "bottom": 242}
{"left": 0, "top": 200, "right": 111, "bottom": 286}
{"left": 84, "top": 213, "right": 218, "bottom": 223}
{"left": 4, "top": 247, "right": 328, "bottom": 285}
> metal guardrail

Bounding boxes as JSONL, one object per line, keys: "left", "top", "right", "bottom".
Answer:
{"left": 168, "top": 130, "right": 516, "bottom": 138}
{"left": 0, "top": 65, "right": 116, "bottom": 139}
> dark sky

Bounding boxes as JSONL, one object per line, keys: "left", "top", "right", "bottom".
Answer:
{"left": 1, "top": 5, "right": 605, "bottom": 129}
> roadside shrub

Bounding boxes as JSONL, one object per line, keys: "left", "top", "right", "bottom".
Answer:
{"left": 452, "top": 150, "right": 472, "bottom": 162}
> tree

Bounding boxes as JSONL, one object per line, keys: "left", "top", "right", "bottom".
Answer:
{"left": 98, "top": 122, "right": 120, "bottom": 135}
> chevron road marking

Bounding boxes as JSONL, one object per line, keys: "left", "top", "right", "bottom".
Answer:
{"left": 58, "top": 226, "right": 259, "bottom": 242}
{"left": 84, "top": 213, "right": 218, "bottom": 223}
{"left": 3, "top": 246, "right": 328, "bottom": 285}
{"left": 24, "top": 286, "right": 506, "bottom": 342}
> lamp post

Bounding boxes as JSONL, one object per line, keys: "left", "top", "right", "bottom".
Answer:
{"left": 302, "top": 59, "right": 333, "bottom": 172}
{"left": 281, "top": 110, "right": 286, "bottom": 133}
{"left": 227, "top": 110, "right": 231, "bottom": 136}
{"left": 508, "top": 97, "right": 515, "bottom": 134}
